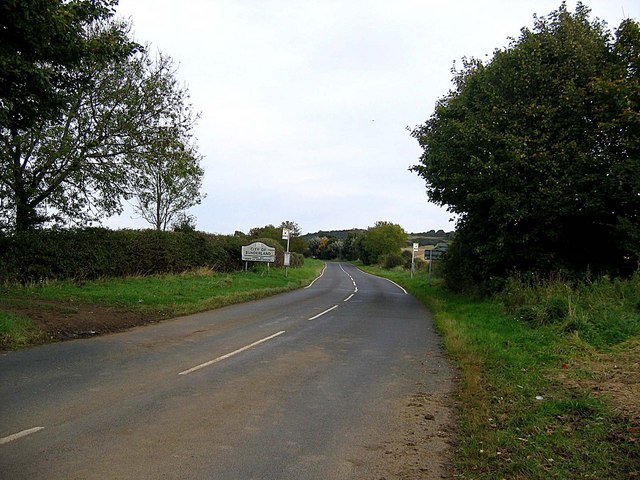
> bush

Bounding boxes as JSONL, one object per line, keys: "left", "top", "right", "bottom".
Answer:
{"left": 502, "top": 272, "right": 640, "bottom": 348}
{"left": 0, "top": 228, "right": 246, "bottom": 283}
{"left": 382, "top": 252, "right": 404, "bottom": 269}
{"left": 290, "top": 252, "right": 305, "bottom": 267}
{"left": 414, "top": 257, "right": 426, "bottom": 271}
{"left": 544, "top": 296, "right": 568, "bottom": 323}
{"left": 401, "top": 250, "right": 413, "bottom": 268}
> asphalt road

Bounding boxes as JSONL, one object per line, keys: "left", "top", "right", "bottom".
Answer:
{"left": 0, "top": 263, "right": 455, "bottom": 479}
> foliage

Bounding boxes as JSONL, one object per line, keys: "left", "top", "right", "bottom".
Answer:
{"left": 358, "top": 221, "right": 407, "bottom": 265}
{"left": 1, "top": 13, "right": 140, "bottom": 231}
{"left": 0, "top": 228, "right": 245, "bottom": 283}
{"left": 279, "top": 220, "right": 306, "bottom": 253}
{"left": 279, "top": 220, "right": 301, "bottom": 237}
{"left": 249, "top": 224, "right": 280, "bottom": 240}
{"left": 289, "top": 252, "right": 305, "bottom": 268}
{"left": 1, "top": 13, "right": 203, "bottom": 233}
{"left": 130, "top": 54, "right": 204, "bottom": 230}
{"left": 411, "top": 3, "right": 640, "bottom": 291}
{"left": 381, "top": 252, "right": 404, "bottom": 269}
{"left": 249, "top": 222, "right": 307, "bottom": 254}
{"left": 306, "top": 223, "right": 408, "bottom": 263}
{"left": 401, "top": 250, "right": 413, "bottom": 268}
{"left": 341, "top": 230, "right": 363, "bottom": 261}
{"left": 307, "top": 235, "right": 342, "bottom": 260}
{"left": 171, "top": 212, "right": 197, "bottom": 232}
{"left": 500, "top": 272, "right": 640, "bottom": 348}
{"left": 301, "top": 228, "right": 365, "bottom": 242}
{"left": 0, "top": 0, "right": 129, "bottom": 133}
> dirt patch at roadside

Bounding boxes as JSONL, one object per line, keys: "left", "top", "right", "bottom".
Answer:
{"left": 378, "top": 390, "right": 457, "bottom": 479}
{"left": 373, "top": 350, "right": 458, "bottom": 480}
{"left": 0, "top": 297, "right": 159, "bottom": 345}
{"left": 566, "top": 340, "right": 640, "bottom": 429}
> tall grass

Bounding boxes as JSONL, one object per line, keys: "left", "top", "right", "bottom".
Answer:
{"left": 500, "top": 273, "right": 640, "bottom": 349}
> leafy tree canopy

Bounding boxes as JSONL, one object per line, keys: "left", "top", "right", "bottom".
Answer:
{"left": 249, "top": 224, "right": 280, "bottom": 241}
{"left": 0, "top": 0, "right": 134, "bottom": 131}
{"left": 411, "top": 2, "right": 640, "bottom": 291}
{"left": 1, "top": 8, "right": 203, "bottom": 233}
{"left": 359, "top": 221, "right": 407, "bottom": 265}
{"left": 249, "top": 222, "right": 306, "bottom": 253}
{"left": 279, "top": 220, "right": 301, "bottom": 237}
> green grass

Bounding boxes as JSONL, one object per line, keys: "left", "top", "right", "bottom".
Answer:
{"left": 26, "top": 261, "right": 319, "bottom": 314}
{"left": 0, "top": 311, "right": 47, "bottom": 349}
{"left": 0, "top": 260, "right": 325, "bottom": 347}
{"left": 360, "top": 265, "right": 639, "bottom": 479}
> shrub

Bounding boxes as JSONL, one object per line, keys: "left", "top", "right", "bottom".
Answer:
{"left": 401, "top": 250, "right": 413, "bottom": 268}
{"left": 544, "top": 296, "right": 568, "bottom": 323}
{"left": 0, "top": 228, "right": 247, "bottom": 283}
{"left": 382, "top": 252, "right": 404, "bottom": 269}
{"left": 502, "top": 272, "right": 640, "bottom": 348}
{"left": 290, "top": 252, "right": 305, "bottom": 268}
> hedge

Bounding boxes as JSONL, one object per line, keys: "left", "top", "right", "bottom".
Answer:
{"left": 0, "top": 228, "right": 246, "bottom": 283}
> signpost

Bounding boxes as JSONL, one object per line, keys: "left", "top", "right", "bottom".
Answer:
{"left": 411, "top": 242, "right": 419, "bottom": 279}
{"left": 241, "top": 242, "right": 276, "bottom": 272}
{"left": 424, "top": 243, "right": 448, "bottom": 285}
{"left": 282, "top": 228, "right": 291, "bottom": 276}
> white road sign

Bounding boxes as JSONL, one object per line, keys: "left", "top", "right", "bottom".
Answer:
{"left": 241, "top": 242, "right": 276, "bottom": 262}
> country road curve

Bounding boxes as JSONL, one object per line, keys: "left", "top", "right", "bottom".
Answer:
{"left": 0, "top": 262, "right": 456, "bottom": 479}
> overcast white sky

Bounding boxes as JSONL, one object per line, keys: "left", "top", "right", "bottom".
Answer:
{"left": 109, "top": 0, "right": 639, "bottom": 235}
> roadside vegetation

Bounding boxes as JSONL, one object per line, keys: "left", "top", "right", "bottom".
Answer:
{"left": 394, "top": 6, "right": 640, "bottom": 475}
{"left": 411, "top": 5, "right": 640, "bottom": 294}
{"left": 0, "top": 259, "right": 324, "bottom": 351}
{"left": 362, "top": 263, "right": 640, "bottom": 479}
{"left": 0, "top": 311, "right": 48, "bottom": 350}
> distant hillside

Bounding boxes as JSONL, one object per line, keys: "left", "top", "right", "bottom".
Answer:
{"left": 408, "top": 230, "right": 454, "bottom": 246}
{"left": 300, "top": 229, "right": 364, "bottom": 241}
{"left": 301, "top": 228, "right": 454, "bottom": 245}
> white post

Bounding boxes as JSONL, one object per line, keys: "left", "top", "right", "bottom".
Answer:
{"left": 411, "top": 243, "right": 418, "bottom": 279}
{"left": 282, "top": 228, "right": 291, "bottom": 277}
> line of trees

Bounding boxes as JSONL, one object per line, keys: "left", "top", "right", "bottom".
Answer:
{"left": 307, "top": 221, "right": 407, "bottom": 265}
{"left": 411, "top": 2, "right": 640, "bottom": 292}
{"left": 1, "top": 0, "right": 204, "bottom": 234}
{"left": 242, "top": 220, "right": 409, "bottom": 265}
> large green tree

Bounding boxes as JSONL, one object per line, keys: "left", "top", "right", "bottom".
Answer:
{"left": 358, "top": 221, "right": 407, "bottom": 265}
{"left": 132, "top": 127, "right": 204, "bottom": 231}
{"left": 1, "top": 13, "right": 203, "bottom": 232}
{"left": 411, "top": 3, "right": 640, "bottom": 290}
{"left": 1, "top": 2, "right": 138, "bottom": 231}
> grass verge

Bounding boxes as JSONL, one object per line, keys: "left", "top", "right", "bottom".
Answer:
{"left": 360, "top": 265, "right": 639, "bottom": 479}
{"left": 0, "top": 259, "right": 325, "bottom": 349}
{"left": 0, "top": 311, "right": 47, "bottom": 349}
